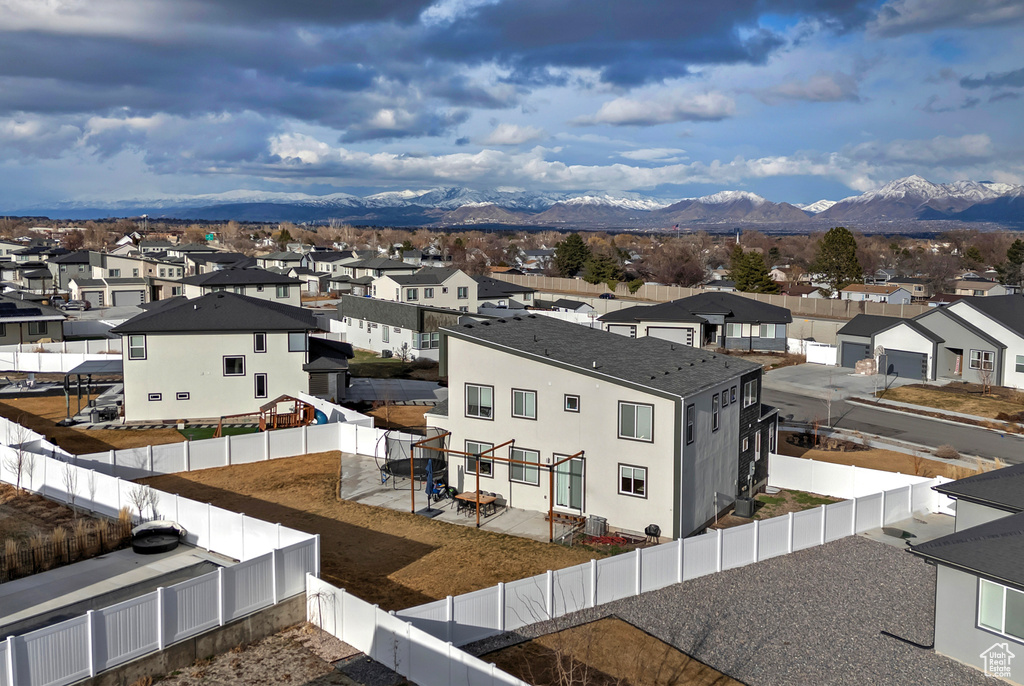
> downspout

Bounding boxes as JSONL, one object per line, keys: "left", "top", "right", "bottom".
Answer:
{"left": 674, "top": 397, "right": 683, "bottom": 540}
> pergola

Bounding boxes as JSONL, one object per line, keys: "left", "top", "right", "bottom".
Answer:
{"left": 61, "top": 359, "right": 123, "bottom": 424}
{"left": 412, "top": 431, "right": 584, "bottom": 542}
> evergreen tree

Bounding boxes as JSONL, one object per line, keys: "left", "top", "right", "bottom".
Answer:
{"left": 999, "top": 239, "right": 1024, "bottom": 286}
{"left": 964, "top": 245, "right": 984, "bottom": 266}
{"left": 729, "top": 244, "right": 750, "bottom": 291}
{"left": 743, "top": 252, "right": 780, "bottom": 294}
{"left": 554, "top": 233, "right": 591, "bottom": 277}
{"left": 810, "top": 227, "right": 862, "bottom": 296}
{"left": 582, "top": 253, "right": 622, "bottom": 284}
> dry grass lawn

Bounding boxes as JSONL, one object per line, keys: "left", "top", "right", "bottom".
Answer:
{"left": 486, "top": 617, "right": 742, "bottom": 686}
{"left": 0, "top": 482, "right": 81, "bottom": 544}
{"left": 140, "top": 452, "right": 599, "bottom": 611}
{"left": 778, "top": 432, "right": 980, "bottom": 479}
{"left": 0, "top": 395, "right": 186, "bottom": 454}
{"left": 366, "top": 404, "right": 430, "bottom": 430}
{"left": 877, "top": 385, "right": 1024, "bottom": 419}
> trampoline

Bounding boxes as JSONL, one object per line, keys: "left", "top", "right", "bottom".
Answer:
{"left": 380, "top": 456, "right": 447, "bottom": 481}
{"left": 376, "top": 426, "right": 450, "bottom": 490}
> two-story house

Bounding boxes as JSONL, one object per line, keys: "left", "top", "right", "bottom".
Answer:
{"left": 339, "top": 295, "right": 477, "bottom": 361}
{"left": 110, "top": 292, "right": 320, "bottom": 422}
{"left": 372, "top": 268, "right": 480, "bottom": 312}
{"left": 839, "top": 284, "right": 912, "bottom": 304}
{"left": 179, "top": 268, "right": 303, "bottom": 306}
{"left": 426, "top": 315, "right": 777, "bottom": 539}
{"left": 46, "top": 251, "right": 92, "bottom": 291}
{"left": 0, "top": 295, "right": 65, "bottom": 344}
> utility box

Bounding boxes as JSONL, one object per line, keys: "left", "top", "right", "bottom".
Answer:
{"left": 734, "top": 497, "right": 755, "bottom": 518}
{"left": 585, "top": 515, "right": 607, "bottom": 537}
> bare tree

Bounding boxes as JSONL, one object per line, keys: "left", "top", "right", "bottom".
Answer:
{"left": 61, "top": 459, "right": 79, "bottom": 516}
{"left": 128, "top": 484, "right": 156, "bottom": 520}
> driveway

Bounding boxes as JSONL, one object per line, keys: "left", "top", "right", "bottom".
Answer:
{"left": 763, "top": 363, "right": 940, "bottom": 401}
{"left": 346, "top": 378, "right": 447, "bottom": 404}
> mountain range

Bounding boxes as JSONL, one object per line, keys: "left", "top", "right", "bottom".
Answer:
{"left": 9, "top": 175, "right": 1023, "bottom": 228}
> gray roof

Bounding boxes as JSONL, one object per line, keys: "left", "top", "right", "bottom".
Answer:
{"left": 836, "top": 314, "right": 904, "bottom": 338}
{"left": 917, "top": 307, "right": 1005, "bottom": 350}
{"left": 910, "top": 511, "right": 1024, "bottom": 589}
{"left": 389, "top": 267, "right": 460, "bottom": 286}
{"left": 303, "top": 337, "right": 353, "bottom": 372}
{"left": 0, "top": 296, "right": 64, "bottom": 320}
{"left": 957, "top": 295, "right": 1024, "bottom": 339}
{"left": 48, "top": 250, "right": 92, "bottom": 265}
{"left": 67, "top": 359, "right": 123, "bottom": 376}
{"left": 475, "top": 275, "right": 535, "bottom": 298}
{"left": 551, "top": 298, "right": 590, "bottom": 310}
{"left": 72, "top": 277, "right": 148, "bottom": 287}
{"left": 934, "top": 462, "right": 1024, "bottom": 512}
{"left": 338, "top": 295, "right": 464, "bottom": 331}
{"left": 180, "top": 268, "right": 300, "bottom": 287}
{"left": 347, "top": 256, "right": 418, "bottom": 271}
{"left": 309, "top": 252, "right": 357, "bottom": 263}
{"left": 600, "top": 292, "right": 791, "bottom": 326}
{"left": 873, "top": 318, "right": 944, "bottom": 343}
{"left": 111, "top": 291, "right": 317, "bottom": 334}
{"left": 259, "top": 251, "right": 304, "bottom": 262}
{"left": 444, "top": 314, "right": 759, "bottom": 400}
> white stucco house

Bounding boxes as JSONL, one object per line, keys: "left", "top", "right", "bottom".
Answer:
{"left": 110, "top": 292, "right": 329, "bottom": 422}
{"left": 372, "top": 267, "right": 480, "bottom": 312}
{"left": 839, "top": 284, "right": 912, "bottom": 304}
{"left": 338, "top": 295, "right": 476, "bottom": 361}
{"left": 426, "top": 314, "right": 777, "bottom": 539}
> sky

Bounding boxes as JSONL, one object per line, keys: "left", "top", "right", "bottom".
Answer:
{"left": 0, "top": 0, "right": 1023, "bottom": 209}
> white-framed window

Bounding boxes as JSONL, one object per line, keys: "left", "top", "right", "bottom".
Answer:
{"left": 512, "top": 389, "right": 536, "bottom": 419}
{"left": 979, "top": 578, "right": 1024, "bottom": 641}
{"left": 465, "top": 440, "right": 493, "bottom": 477}
{"left": 742, "top": 437, "right": 750, "bottom": 451}
{"left": 721, "top": 389, "right": 729, "bottom": 407}
{"left": 755, "top": 431, "right": 762, "bottom": 460}
{"left": 28, "top": 321, "right": 46, "bottom": 336}
{"left": 254, "top": 332, "right": 267, "bottom": 353}
{"left": 564, "top": 394, "right": 580, "bottom": 412}
{"left": 685, "top": 404, "right": 695, "bottom": 445}
{"left": 743, "top": 379, "right": 758, "bottom": 408}
{"left": 254, "top": 373, "right": 268, "bottom": 398}
{"left": 288, "top": 332, "right": 307, "bottom": 352}
{"left": 128, "top": 335, "right": 147, "bottom": 360}
{"left": 382, "top": 326, "right": 389, "bottom": 343}
{"left": 406, "top": 288, "right": 418, "bottom": 301}
{"left": 424, "top": 287, "right": 434, "bottom": 298}
{"left": 109, "top": 269, "right": 121, "bottom": 277}
{"left": 759, "top": 324, "right": 777, "bottom": 338}
{"left": 457, "top": 286, "right": 468, "bottom": 299}
{"left": 970, "top": 349, "right": 995, "bottom": 371}
{"left": 510, "top": 447, "right": 540, "bottom": 485}
{"left": 731, "top": 385, "right": 737, "bottom": 404}
{"left": 726, "top": 323, "right": 741, "bottom": 338}
{"left": 712, "top": 394, "right": 720, "bottom": 432}
{"left": 618, "top": 401, "right": 653, "bottom": 442}
{"left": 1017, "top": 355, "right": 1024, "bottom": 374}
{"left": 176, "top": 392, "right": 190, "bottom": 400}
{"left": 148, "top": 393, "right": 162, "bottom": 401}
{"left": 276, "top": 284, "right": 289, "bottom": 298}
{"left": 223, "top": 355, "right": 245, "bottom": 376}
{"left": 619, "top": 464, "right": 647, "bottom": 497}
{"left": 466, "top": 384, "right": 493, "bottom": 419}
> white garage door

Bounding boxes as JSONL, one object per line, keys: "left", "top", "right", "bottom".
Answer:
{"left": 82, "top": 291, "right": 104, "bottom": 307}
{"left": 647, "top": 326, "right": 693, "bottom": 346}
{"left": 112, "top": 290, "right": 144, "bottom": 307}
{"left": 606, "top": 324, "right": 637, "bottom": 338}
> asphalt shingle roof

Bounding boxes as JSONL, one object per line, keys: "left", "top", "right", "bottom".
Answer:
{"left": 388, "top": 267, "right": 459, "bottom": 285}
{"left": 180, "top": 268, "right": 300, "bottom": 287}
{"left": 911, "top": 510, "right": 1024, "bottom": 589}
{"left": 934, "top": 462, "right": 1024, "bottom": 512}
{"left": 599, "top": 292, "right": 791, "bottom": 325}
{"left": 111, "top": 291, "right": 317, "bottom": 334}
{"left": 47, "top": 250, "right": 91, "bottom": 264}
{"left": 444, "top": 314, "right": 759, "bottom": 399}
{"left": 475, "top": 275, "right": 535, "bottom": 298}
{"left": 836, "top": 314, "right": 904, "bottom": 338}
{"left": 958, "top": 295, "right": 1024, "bottom": 339}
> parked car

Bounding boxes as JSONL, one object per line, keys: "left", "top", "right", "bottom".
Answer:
{"left": 599, "top": 293, "right": 616, "bottom": 300}
{"left": 48, "top": 296, "right": 65, "bottom": 307}
{"left": 61, "top": 300, "right": 91, "bottom": 311}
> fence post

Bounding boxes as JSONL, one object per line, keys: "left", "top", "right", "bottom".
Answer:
{"left": 207, "top": 503, "right": 212, "bottom": 548}
{"left": 147, "top": 444, "right": 154, "bottom": 473}
{"left": 819, "top": 504, "right": 827, "bottom": 545}
{"left": 753, "top": 520, "right": 760, "bottom": 561}
{"left": 240, "top": 515, "right": 246, "bottom": 561}
{"left": 271, "top": 549, "right": 279, "bottom": 604}
{"left": 716, "top": 529, "right": 723, "bottom": 572}
{"left": 115, "top": 477, "right": 122, "bottom": 512}
{"left": 677, "top": 538, "right": 684, "bottom": 583}
{"left": 851, "top": 496, "right": 858, "bottom": 534}
{"left": 265, "top": 430, "right": 271, "bottom": 460}
{"left": 314, "top": 534, "right": 321, "bottom": 577}
{"left": 497, "top": 582, "right": 505, "bottom": 632}
{"left": 545, "top": 570, "right": 554, "bottom": 619}
{"left": 635, "top": 548, "right": 642, "bottom": 596}
{"left": 217, "top": 567, "right": 226, "bottom": 626}
{"left": 301, "top": 426, "right": 308, "bottom": 455}
{"left": 87, "top": 609, "right": 97, "bottom": 677}
{"left": 6, "top": 635, "right": 15, "bottom": 686}
{"left": 446, "top": 595, "right": 454, "bottom": 643}
{"left": 225, "top": 436, "right": 232, "bottom": 466}
{"left": 880, "top": 489, "right": 887, "bottom": 527}
{"left": 157, "top": 587, "right": 166, "bottom": 650}
{"left": 906, "top": 484, "right": 914, "bottom": 515}
{"left": 109, "top": 450, "right": 116, "bottom": 473}
{"left": 589, "top": 559, "right": 598, "bottom": 607}
{"left": 183, "top": 440, "right": 190, "bottom": 472}
{"left": 787, "top": 512, "right": 794, "bottom": 553}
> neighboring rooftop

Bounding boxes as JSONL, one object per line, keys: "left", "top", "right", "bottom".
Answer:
{"left": 842, "top": 284, "right": 907, "bottom": 294}
{"left": 957, "top": 294, "right": 1024, "bottom": 339}
{"left": 600, "top": 292, "right": 791, "bottom": 325}
{"left": 934, "top": 462, "right": 1024, "bottom": 512}
{"left": 445, "top": 314, "right": 760, "bottom": 399}
{"left": 836, "top": 314, "right": 904, "bottom": 338}
{"left": 111, "top": 291, "right": 317, "bottom": 334}
{"left": 388, "top": 267, "right": 461, "bottom": 285}
{"left": 911, "top": 511, "right": 1024, "bottom": 589}
{"left": 475, "top": 275, "right": 535, "bottom": 298}
{"left": 180, "top": 268, "right": 301, "bottom": 287}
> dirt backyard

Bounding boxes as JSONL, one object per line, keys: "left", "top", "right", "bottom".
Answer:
{"left": 485, "top": 617, "right": 742, "bottom": 686}
{"left": 0, "top": 395, "right": 186, "bottom": 454}
{"left": 140, "top": 452, "right": 599, "bottom": 611}
{"left": 0, "top": 482, "right": 80, "bottom": 544}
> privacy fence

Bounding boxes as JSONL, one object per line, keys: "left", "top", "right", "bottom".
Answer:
{"left": 391, "top": 475, "right": 948, "bottom": 647}
{"left": 494, "top": 273, "right": 931, "bottom": 320}
{"left": 0, "top": 443, "right": 319, "bottom": 686}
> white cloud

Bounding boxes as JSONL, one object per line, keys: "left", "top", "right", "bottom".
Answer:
{"left": 845, "top": 133, "right": 995, "bottom": 165}
{"left": 757, "top": 71, "right": 861, "bottom": 104}
{"left": 870, "top": 0, "right": 1024, "bottom": 36}
{"left": 573, "top": 91, "right": 735, "bottom": 126}
{"left": 478, "top": 123, "right": 546, "bottom": 145}
{"left": 617, "top": 147, "right": 688, "bottom": 162}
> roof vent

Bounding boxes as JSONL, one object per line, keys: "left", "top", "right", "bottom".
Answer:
{"left": 545, "top": 348, "right": 548, "bottom": 356}
{"left": 592, "top": 361, "right": 597, "bottom": 369}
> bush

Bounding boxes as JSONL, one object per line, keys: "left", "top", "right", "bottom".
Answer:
{"left": 996, "top": 412, "right": 1013, "bottom": 421}
{"left": 934, "top": 444, "right": 960, "bottom": 460}
{"left": 409, "top": 358, "right": 437, "bottom": 370}
{"left": 627, "top": 278, "right": 644, "bottom": 294}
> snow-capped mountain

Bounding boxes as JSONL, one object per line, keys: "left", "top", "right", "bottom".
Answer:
{"left": 696, "top": 190, "right": 767, "bottom": 205}
{"left": 796, "top": 199, "right": 837, "bottom": 214}
{"left": 821, "top": 175, "right": 1023, "bottom": 221}
{"left": 561, "top": 194, "right": 673, "bottom": 211}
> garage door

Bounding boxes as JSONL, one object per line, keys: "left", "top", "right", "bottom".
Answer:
{"left": 112, "top": 290, "right": 144, "bottom": 307}
{"left": 840, "top": 342, "right": 870, "bottom": 368}
{"left": 883, "top": 350, "right": 927, "bottom": 380}
{"left": 82, "top": 291, "right": 104, "bottom": 307}
{"left": 647, "top": 326, "right": 693, "bottom": 346}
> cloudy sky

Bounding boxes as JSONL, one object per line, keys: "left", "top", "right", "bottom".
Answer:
{"left": 1, "top": 0, "right": 1023, "bottom": 208}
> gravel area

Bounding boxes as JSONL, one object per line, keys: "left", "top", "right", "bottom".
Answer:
{"left": 468, "top": 536, "right": 994, "bottom": 686}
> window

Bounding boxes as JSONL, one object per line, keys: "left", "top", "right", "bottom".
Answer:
{"left": 27, "top": 321, "right": 46, "bottom": 336}
{"left": 382, "top": 326, "right": 389, "bottom": 343}
{"left": 359, "top": 320, "right": 363, "bottom": 329}
{"left": 973, "top": 289, "right": 985, "bottom": 297}
{"left": 564, "top": 394, "right": 580, "bottom": 412}
{"left": 254, "top": 373, "right": 268, "bottom": 398}
{"left": 755, "top": 431, "right": 762, "bottom": 460}
{"left": 133, "top": 269, "right": 139, "bottom": 277}
{"left": 176, "top": 392, "right": 190, "bottom": 401}
{"left": 712, "top": 394, "right": 720, "bottom": 432}
{"left": 619, "top": 465, "right": 647, "bottom": 497}
{"left": 721, "top": 389, "right": 729, "bottom": 407}
{"left": 128, "top": 334, "right": 147, "bottom": 360}
{"left": 970, "top": 349, "right": 995, "bottom": 371}
{"left": 457, "top": 286, "right": 468, "bottom": 299}
{"left": 742, "top": 437, "right": 750, "bottom": 451}
{"left": 979, "top": 579, "right": 1024, "bottom": 641}
{"left": 223, "top": 355, "right": 245, "bottom": 376}
{"left": 171, "top": 287, "right": 182, "bottom": 296}
{"left": 512, "top": 389, "right": 536, "bottom": 419}
{"left": 1017, "top": 355, "right": 1024, "bottom": 374}
{"left": 159, "top": 268, "right": 166, "bottom": 277}
{"left": 743, "top": 379, "right": 758, "bottom": 408}
{"left": 148, "top": 393, "right": 162, "bottom": 401}
{"left": 465, "top": 440, "right": 493, "bottom": 477}
{"left": 406, "top": 288, "right": 418, "bottom": 301}
{"left": 466, "top": 384, "right": 493, "bottom": 419}
{"left": 109, "top": 269, "right": 121, "bottom": 277}
{"left": 510, "top": 447, "right": 540, "bottom": 485}
{"left": 424, "top": 287, "right": 434, "bottom": 298}
{"left": 233, "top": 286, "right": 244, "bottom": 294}
{"left": 759, "top": 324, "right": 775, "bottom": 338}
{"left": 288, "top": 332, "right": 307, "bottom": 352}
{"left": 276, "top": 285, "right": 289, "bottom": 298}
{"left": 685, "top": 404, "right": 695, "bottom": 445}
{"left": 726, "top": 323, "right": 741, "bottom": 338}
{"left": 731, "top": 386, "right": 737, "bottom": 404}
{"left": 254, "top": 332, "right": 267, "bottom": 353}
{"left": 618, "top": 402, "right": 653, "bottom": 442}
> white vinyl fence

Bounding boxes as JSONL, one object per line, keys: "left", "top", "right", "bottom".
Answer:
{"left": 767, "top": 452, "right": 951, "bottom": 501}
{"left": 0, "top": 440, "right": 318, "bottom": 686}
{"left": 392, "top": 477, "right": 947, "bottom": 647}
{"left": 307, "top": 576, "right": 528, "bottom": 686}
{"left": 0, "top": 350, "right": 120, "bottom": 374}
{"left": 0, "top": 341, "right": 121, "bottom": 355}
